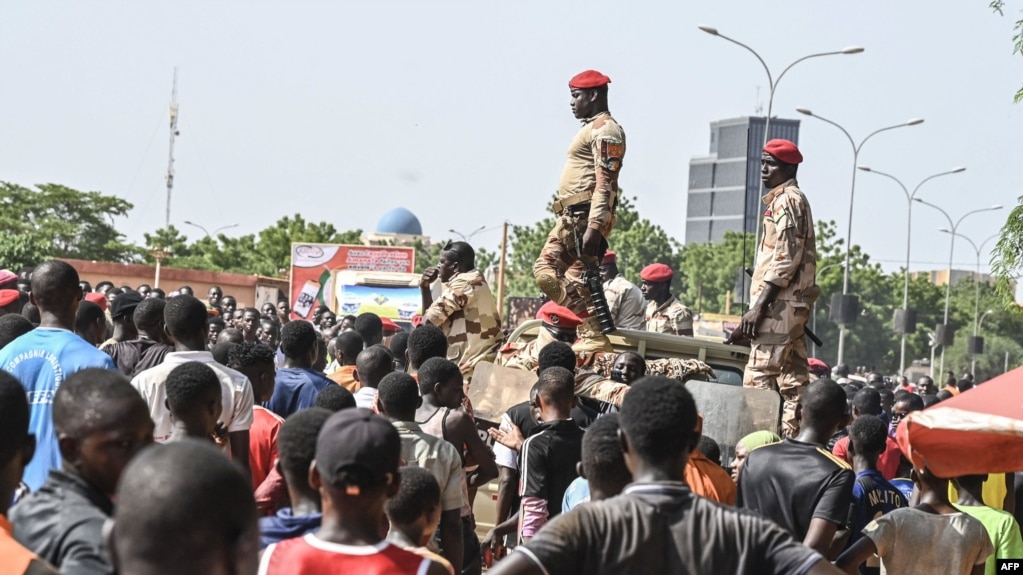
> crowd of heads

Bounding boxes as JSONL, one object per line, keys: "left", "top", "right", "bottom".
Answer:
{"left": 0, "top": 260, "right": 1012, "bottom": 575}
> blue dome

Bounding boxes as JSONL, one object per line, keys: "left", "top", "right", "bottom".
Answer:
{"left": 376, "top": 207, "right": 423, "bottom": 235}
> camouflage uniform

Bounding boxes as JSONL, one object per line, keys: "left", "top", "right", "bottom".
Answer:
{"left": 645, "top": 297, "right": 693, "bottom": 336}
{"left": 533, "top": 112, "right": 625, "bottom": 351}
{"left": 743, "top": 178, "right": 817, "bottom": 438}
{"left": 603, "top": 274, "right": 645, "bottom": 330}
{"left": 424, "top": 269, "right": 504, "bottom": 380}
{"left": 575, "top": 352, "right": 717, "bottom": 406}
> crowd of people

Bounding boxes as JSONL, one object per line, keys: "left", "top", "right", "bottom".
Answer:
{"left": 0, "top": 68, "right": 1015, "bottom": 575}
{"left": 0, "top": 259, "right": 1018, "bottom": 575}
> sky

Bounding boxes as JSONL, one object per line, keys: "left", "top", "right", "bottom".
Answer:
{"left": 2, "top": 1, "right": 1020, "bottom": 289}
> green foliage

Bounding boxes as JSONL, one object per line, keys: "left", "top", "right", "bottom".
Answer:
{"left": 0, "top": 182, "right": 139, "bottom": 263}
{"left": 990, "top": 2, "right": 1023, "bottom": 102}
{"left": 503, "top": 195, "right": 682, "bottom": 298}
{"left": 143, "top": 216, "right": 365, "bottom": 277}
{"left": 991, "top": 195, "right": 1023, "bottom": 303}
{"left": 678, "top": 231, "right": 754, "bottom": 313}
{"left": 0, "top": 235, "right": 53, "bottom": 271}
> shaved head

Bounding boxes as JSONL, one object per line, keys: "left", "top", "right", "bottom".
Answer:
{"left": 113, "top": 440, "right": 259, "bottom": 575}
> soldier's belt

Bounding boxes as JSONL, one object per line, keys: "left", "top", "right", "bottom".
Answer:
{"left": 552, "top": 192, "right": 593, "bottom": 214}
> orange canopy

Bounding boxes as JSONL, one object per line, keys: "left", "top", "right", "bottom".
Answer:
{"left": 896, "top": 366, "right": 1023, "bottom": 478}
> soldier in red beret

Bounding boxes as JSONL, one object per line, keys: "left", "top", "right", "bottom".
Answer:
{"left": 533, "top": 69, "right": 626, "bottom": 354}
{"left": 598, "top": 250, "right": 645, "bottom": 330}
{"left": 496, "top": 301, "right": 581, "bottom": 372}
{"left": 639, "top": 264, "right": 693, "bottom": 337}
{"left": 728, "top": 138, "right": 818, "bottom": 438}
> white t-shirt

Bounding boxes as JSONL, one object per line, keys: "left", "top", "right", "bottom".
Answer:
{"left": 863, "top": 507, "right": 993, "bottom": 575}
{"left": 131, "top": 350, "right": 255, "bottom": 443}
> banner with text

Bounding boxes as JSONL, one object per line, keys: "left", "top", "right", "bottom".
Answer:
{"left": 289, "top": 243, "right": 416, "bottom": 320}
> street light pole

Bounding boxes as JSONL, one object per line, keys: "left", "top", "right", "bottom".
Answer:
{"left": 857, "top": 166, "right": 966, "bottom": 373}
{"left": 796, "top": 109, "right": 923, "bottom": 366}
{"left": 811, "top": 261, "right": 848, "bottom": 358}
{"left": 939, "top": 230, "right": 999, "bottom": 375}
{"left": 696, "top": 26, "right": 862, "bottom": 251}
{"left": 448, "top": 225, "right": 487, "bottom": 243}
{"left": 184, "top": 220, "right": 238, "bottom": 237}
{"left": 914, "top": 199, "right": 1003, "bottom": 377}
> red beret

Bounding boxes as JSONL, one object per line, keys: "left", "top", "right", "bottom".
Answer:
{"left": 536, "top": 301, "right": 582, "bottom": 330}
{"left": 807, "top": 357, "right": 831, "bottom": 375}
{"left": 763, "top": 139, "right": 803, "bottom": 165}
{"left": 0, "top": 289, "right": 19, "bottom": 307}
{"left": 602, "top": 250, "right": 617, "bottom": 265}
{"left": 381, "top": 317, "right": 401, "bottom": 334}
{"left": 84, "top": 292, "right": 108, "bottom": 311}
{"left": 640, "top": 263, "right": 673, "bottom": 283}
{"left": 0, "top": 270, "right": 17, "bottom": 290}
{"left": 569, "top": 70, "right": 611, "bottom": 89}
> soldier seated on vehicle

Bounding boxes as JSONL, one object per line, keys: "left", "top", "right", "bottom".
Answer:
{"left": 496, "top": 302, "right": 581, "bottom": 372}
{"left": 640, "top": 263, "right": 693, "bottom": 337}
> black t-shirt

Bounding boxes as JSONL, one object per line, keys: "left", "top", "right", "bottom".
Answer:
{"left": 519, "top": 419, "right": 584, "bottom": 518}
{"left": 105, "top": 339, "right": 174, "bottom": 378}
{"left": 505, "top": 401, "right": 596, "bottom": 439}
{"left": 519, "top": 482, "right": 822, "bottom": 575}
{"left": 736, "top": 438, "right": 855, "bottom": 541}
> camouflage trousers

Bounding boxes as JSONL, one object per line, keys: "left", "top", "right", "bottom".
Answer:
{"left": 532, "top": 213, "right": 606, "bottom": 318}
{"left": 742, "top": 299, "right": 811, "bottom": 438}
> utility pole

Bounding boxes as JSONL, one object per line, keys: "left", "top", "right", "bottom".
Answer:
{"left": 496, "top": 221, "right": 509, "bottom": 321}
{"left": 165, "top": 67, "right": 180, "bottom": 228}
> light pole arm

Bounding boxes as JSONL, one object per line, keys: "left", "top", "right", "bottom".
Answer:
{"left": 856, "top": 122, "right": 919, "bottom": 154}
{"left": 774, "top": 51, "right": 850, "bottom": 89}
{"left": 914, "top": 198, "right": 954, "bottom": 229}
{"left": 706, "top": 32, "right": 774, "bottom": 89}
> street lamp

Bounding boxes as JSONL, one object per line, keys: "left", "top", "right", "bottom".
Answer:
{"left": 183, "top": 220, "right": 239, "bottom": 237}
{"left": 913, "top": 199, "right": 1003, "bottom": 376}
{"left": 857, "top": 165, "right": 966, "bottom": 374}
{"left": 697, "top": 25, "right": 862, "bottom": 245}
{"left": 811, "top": 261, "right": 848, "bottom": 359}
{"left": 938, "top": 230, "right": 999, "bottom": 375}
{"left": 448, "top": 225, "right": 488, "bottom": 244}
{"left": 796, "top": 109, "right": 924, "bottom": 365}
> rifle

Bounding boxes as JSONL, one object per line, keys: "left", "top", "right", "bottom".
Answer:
{"left": 572, "top": 218, "right": 616, "bottom": 334}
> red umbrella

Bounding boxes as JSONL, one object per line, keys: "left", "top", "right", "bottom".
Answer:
{"left": 896, "top": 366, "right": 1023, "bottom": 477}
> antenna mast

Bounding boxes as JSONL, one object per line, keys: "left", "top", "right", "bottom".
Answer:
{"left": 165, "top": 67, "right": 179, "bottom": 228}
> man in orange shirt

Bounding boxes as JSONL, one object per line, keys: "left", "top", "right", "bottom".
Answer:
{"left": 684, "top": 415, "right": 736, "bottom": 505}
{"left": 0, "top": 371, "right": 59, "bottom": 575}
{"left": 327, "top": 331, "right": 364, "bottom": 392}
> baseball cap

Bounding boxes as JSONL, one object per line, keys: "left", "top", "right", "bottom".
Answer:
{"left": 111, "top": 291, "right": 144, "bottom": 319}
{"left": 315, "top": 407, "right": 401, "bottom": 494}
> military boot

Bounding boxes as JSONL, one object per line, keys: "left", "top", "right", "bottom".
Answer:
{"left": 572, "top": 316, "right": 612, "bottom": 354}
{"left": 535, "top": 272, "right": 565, "bottom": 304}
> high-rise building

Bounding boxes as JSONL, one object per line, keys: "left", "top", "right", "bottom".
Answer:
{"left": 685, "top": 116, "right": 800, "bottom": 244}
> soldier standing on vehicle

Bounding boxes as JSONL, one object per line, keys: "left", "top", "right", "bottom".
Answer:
{"left": 533, "top": 70, "right": 625, "bottom": 354}
{"left": 641, "top": 263, "right": 693, "bottom": 337}
{"left": 734, "top": 139, "right": 818, "bottom": 438}
{"left": 599, "top": 251, "right": 644, "bottom": 330}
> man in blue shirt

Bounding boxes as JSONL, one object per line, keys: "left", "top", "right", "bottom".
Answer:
{"left": 0, "top": 261, "right": 116, "bottom": 490}
{"left": 267, "top": 320, "right": 333, "bottom": 417}
{"left": 846, "top": 415, "right": 907, "bottom": 574}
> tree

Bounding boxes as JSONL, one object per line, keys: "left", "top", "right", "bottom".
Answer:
{"left": 0, "top": 235, "right": 52, "bottom": 271}
{"left": 0, "top": 182, "right": 139, "bottom": 263}
{"left": 502, "top": 194, "right": 682, "bottom": 298}
{"left": 990, "top": 1, "right": 1023, "bottom": 102}
{"left": 143, "top": 216, "right": 365, "bottom": 277}
{"left": 678, "top": 231, "right": 754, "bottom": 314}
{"left": 991, "top": 194, "right": 1023, "bottom": 302}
